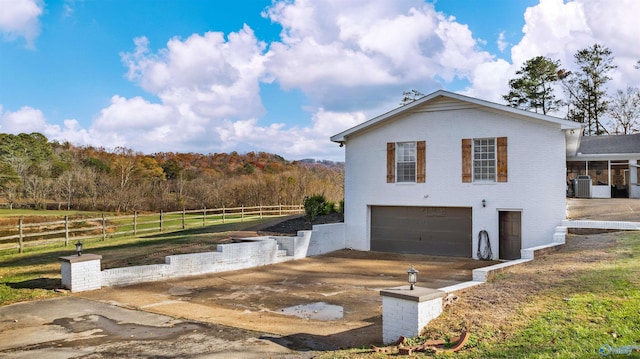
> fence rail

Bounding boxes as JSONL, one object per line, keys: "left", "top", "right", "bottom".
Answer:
{"left": 0, "top": 205, "right": 304, "bottom": 253}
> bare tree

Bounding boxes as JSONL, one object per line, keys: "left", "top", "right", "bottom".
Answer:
{"left": 608, "top": 86, "right": 640, "bottom": 134}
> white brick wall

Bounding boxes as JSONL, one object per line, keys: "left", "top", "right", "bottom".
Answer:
{"left": 97, "top": 225, "right": 348, "bottom": 288}
{"left": 65, "top": 224, "right": 349, "bottom": 290}
{"left": 381, "top": 291, "right": 444, "bottom": 344}
{"left": 305, "top": 223, "right": 346, "bottom": 256}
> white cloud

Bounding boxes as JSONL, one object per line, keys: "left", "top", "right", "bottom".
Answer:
{"left": 0, "top": 106, "right": 47, "bottom": 133}
{"left": 214, "top": 108, "right": 365, "bottom": 159}
{"left": 467, "top": 0, "right": 640, "bottom": 103}
{"left": 0, "top": 0, "right": 43, "bottom": 46}
{"left": 121, "top": 25, "right": 267, "bottom": 120}
{"left": 263, "top": 0, "right": 493, "bottom": 111}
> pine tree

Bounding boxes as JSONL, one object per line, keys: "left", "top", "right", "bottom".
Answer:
{"left": 503, "top": 56, "right": 563, "bottom": 114}
{"left": 561, "top": 44, "right": 617, "bottom": 135}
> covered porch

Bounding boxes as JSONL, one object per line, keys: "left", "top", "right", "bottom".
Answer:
{"left": 566, "top": 134, "right": 640, "bottom": 199}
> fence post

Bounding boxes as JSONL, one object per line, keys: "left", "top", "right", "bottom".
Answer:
{"left": 182, "top": 208, "right": 186, "bottom": 230}
{"left": 18, "top": 218, "right": 23, "bottom": 254}
{"left": 134, "top": 211, "right": 137, "bottom": 237}
{"left": 241, "top": 206, "right": 244, "bottom": 222}
{"left": 64, "top": 215, "right": 69, "bottom": 246}
{"left": 279, "top": 204, "right": 282, "bottom": 216}
{"left": 101, "top": 213, "right": 106, "bottom": 241}
{"left": 260, "top": 205, "right": 263, "bottom": 219}
{"left": 160, "top": 210, "right": 163, "bottom": 233}
{"left": 203, "top": 207, "right": 206, "bottom": 226}
{"left": 222, "top": 207, "right": 226, "bottom": 223}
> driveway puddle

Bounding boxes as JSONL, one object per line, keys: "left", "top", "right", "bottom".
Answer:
{"left": 279, "top": 302, "right": 343, "bottom": 320}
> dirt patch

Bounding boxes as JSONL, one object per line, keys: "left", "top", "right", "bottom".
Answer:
{"left": 260, "top": 212, "right": 344, "bottom": 235}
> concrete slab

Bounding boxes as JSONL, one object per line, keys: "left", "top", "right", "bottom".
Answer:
{"left": 0, "top": 297, "right": 309, "bottom": 358}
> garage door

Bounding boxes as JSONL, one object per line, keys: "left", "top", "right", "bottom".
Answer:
{"left": 371, "top": 206, "right": 472, "bottom": 257}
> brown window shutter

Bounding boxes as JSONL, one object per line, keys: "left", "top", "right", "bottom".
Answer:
{"left": 387, "top": 142, "right": 395, "bottom": 183}
{"left": 416, "top": 141, "right": 426, "bottom": 183}
{"left": 497, "top": 137, "right": 508, "bottom": 182}
{"left": 462, "top": 139, "right": 472, "bottom": 183}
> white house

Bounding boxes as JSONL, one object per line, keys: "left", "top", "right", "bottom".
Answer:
{"left": 330, "top": 90, "right": 582, "bottom": 260}
{"left": 566, "top": 134, "right": 640, "bottom": 199}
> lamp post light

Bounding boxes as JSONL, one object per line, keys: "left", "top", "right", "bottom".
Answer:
{"left": 407, "top": 265, "right": 418, "bottom": 290}
{"left": 75, "top": 241, "right": 83, "bottom": 256}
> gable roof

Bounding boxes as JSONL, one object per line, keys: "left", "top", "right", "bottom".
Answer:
{"left": 576, "top": 134, "right": 640, "bottom": 155}
{"left": 330, "top": 90, "right": 582, "bottom": 143}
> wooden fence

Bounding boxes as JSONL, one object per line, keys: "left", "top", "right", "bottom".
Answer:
{"left": 0, "top": 205, "right": 304, "bottom": 253}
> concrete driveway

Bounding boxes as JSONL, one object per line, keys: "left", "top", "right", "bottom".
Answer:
{"left": 567, "top": 198, "right": 640, "bottom": 221}
{"left": 1, "top": 250, "right": 494, "bottom": 357}
{"left": 77, "top": 250, "right": 493, "bottom": 349}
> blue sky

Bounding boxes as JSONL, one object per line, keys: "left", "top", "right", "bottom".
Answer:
{"left": 1, "top": 0, "right": 639, "bottom": 161}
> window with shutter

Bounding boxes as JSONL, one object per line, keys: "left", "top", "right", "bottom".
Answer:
{"left": 462, "top": 137, "right": 508, "bottom": 183}
{"left": 387, "top": 141, "right": 426, "bottom": 183}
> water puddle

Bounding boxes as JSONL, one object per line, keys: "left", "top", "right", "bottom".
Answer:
{"left": 279, "top": 302, "right": 343, "bottom": 321}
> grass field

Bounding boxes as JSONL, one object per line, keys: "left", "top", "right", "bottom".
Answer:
{"left": 0, "top": 207, "right": 297, "bottom": 253}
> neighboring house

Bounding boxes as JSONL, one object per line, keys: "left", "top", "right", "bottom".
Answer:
{"left": 330, "top": 90, "right": 582, "bottom": 260}
{"left": 566, "top": 134, "right": 640, "bottom": 199}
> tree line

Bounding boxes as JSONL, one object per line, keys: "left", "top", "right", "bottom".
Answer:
{"left": 0, "top": 132, "right": 344, "bottom": 213}
{"left": 402, "top": 43, "right": 640, "bottom": 135}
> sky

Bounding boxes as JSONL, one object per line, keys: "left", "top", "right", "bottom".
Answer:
{"left": 1, "top": 0, "right": 640, "bottom": 162}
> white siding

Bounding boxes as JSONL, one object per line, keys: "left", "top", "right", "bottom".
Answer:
{"left": 343, "top": 105, "right": 567, "bottom": 258}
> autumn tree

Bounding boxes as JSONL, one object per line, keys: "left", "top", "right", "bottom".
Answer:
{"left": 562, "top": 44, "right": 616, "bottom": 135}
{"left": 503, "top": 56, "right": 564, "bottom": 114}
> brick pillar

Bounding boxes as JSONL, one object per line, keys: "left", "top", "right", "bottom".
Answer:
{"left": 59, "top": 254, "right": 102, "bottom": 292}
{"left": 380, "top": 286, "right": 445, "bottom": 344}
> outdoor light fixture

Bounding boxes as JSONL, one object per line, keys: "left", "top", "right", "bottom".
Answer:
{"left": 75, "top": 241, "right": 83, "bottom": 256}
{"left": 407, "top": 265, "right": 418, "bottom": 290}
{"left": 482, "top": 199, "right": 486, "bottom": 208}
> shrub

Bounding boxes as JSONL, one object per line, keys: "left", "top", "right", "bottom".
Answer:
{"left": 303, "top": 194, "right": 326, "bottom": 222}
{"left": 338, "top": 200, "right": 345, "bottom": 214}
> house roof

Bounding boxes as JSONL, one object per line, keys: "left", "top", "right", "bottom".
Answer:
{"left": 330, "top": 90, "right": 582, "bottom": 143}
{"left": 576, "top": 134, "right": 640, "bottom": 155}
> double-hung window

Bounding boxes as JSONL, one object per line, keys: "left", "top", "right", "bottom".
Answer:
{"left": 387, "top": 141, "right": 426, "bottom": 183}
{"left": 473, "top": 138, "right": 496, "bottom": 182}
{"left": 396, "top": 142, "right": 417, "bottom": 182}
{"left": 462, "top": 137, "right": 507, "bottom": 183}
